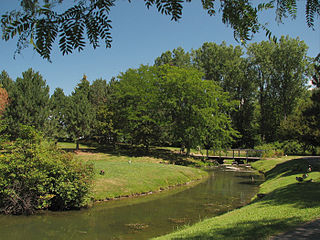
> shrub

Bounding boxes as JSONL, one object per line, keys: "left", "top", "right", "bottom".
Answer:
{"left": 0, "top": 126, "right": 94, "bottom": 215}
{"left": 281, "top": 140, "right": 305, "bottom": 155}
{"left": 255, "top": 142, "right": 284, "bottom": 158}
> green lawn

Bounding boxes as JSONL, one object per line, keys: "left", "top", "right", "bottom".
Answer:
{"left": 155, "top": 156, "right": 320, "bottom": 240}
{"left": 57, "top": 141, "right": 94, "bottom": 150}
{"left": 74, "top": 151, "right": 208, "bottom": 201}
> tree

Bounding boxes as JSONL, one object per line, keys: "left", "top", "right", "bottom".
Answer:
{"left": 301, "top": 85, "right": 320, "bottom": 153}
{"left": 0, "top": 87, "right": 9, "bottom": 116}
{"left": 312, "top": 57, "right": 320, "bottom": 88}
{"left": 156, "top": 65, "right": 238, "bottom": 155}
{"left": 47, "top": 87, "right": 67, "bottom": 142}
{"left": 0, "top": 71, "right": 14, "bottom": 95}
{"left": 65, "top": 75, "right": 95, "bottom": 150}
{"left": 247, "top": 36, "right": 310, "bottom": 142}
{"left": 192, "top": 42, "right": 258, "bottom": 147}
{"left": 112, "top": 65, "right": 164, "bottom": 149}
{"left": 89, "top": 78, "right": 115, "bottom": 144}
{"left": 154, "top": 47, "right": 191, "bottom": 67}
{"left": 4, "top": 68, "right": 50, "bottom": 137}
{"left": 2, "top": 1, "right": 319, "bottom": 60}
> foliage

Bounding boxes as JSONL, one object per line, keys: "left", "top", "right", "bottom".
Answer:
{"left": 2, "top": 1, "right": 319, "bottom": 60}
{"left": 154, "top": 47, "right": 191, "bottom": 67}
{"left": 247, "top": 36, "right": 310, "bottom": 142}
{"left": 0, "top": 126, "right": 94, "bottom": 215}
{"left": 112, "top": 65, "right": 238, "bottom": 153}
{"left": 280, "top": 140, "right": 305, "bottom": 155}
{"left": 65, "top": 75, "right": 95, "bottom": 149}
{"left": 157, "top": 65, "right": 238, "bottom": 153}
{"left": 312, "top": 57, "right": 320, "bottom": 87}
{"left": 112, "top": 65, "right": 165, "bottom": 148}
{"left": 89, "top": 78, "right": 115, "bottom": 144}
{"left": 0, "top": 87, "right": 9, "bottom": 116}
{"left": 47, "top": 87, "right": 68, "bottom": 142}
{"left": 191, "top": 42, "right": 259, "bottom": 147}
{"left": 3, "top": 68, "right": 50, "bottom": 138}
{"left": 255, "top": 142, "right": 284, "bottom": 158}
{"left": 302, "top": 88, "right": 320, "bottom": 153}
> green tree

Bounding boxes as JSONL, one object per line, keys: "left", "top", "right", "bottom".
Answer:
{"left": 0, "top": 87, "right": 9, "bottom": 116}
{"left": 302, "top": 88, "right": 320, "bottom": 153}
{"left": 155, "top": 47, "right": 191, "bottom": 67}
{"left": 89, "top": 78, "right": 115, "bottom": 144}
{"left": 47, "top": 87, "right": 67, "bottom": 142}
{"left": 157, "top": 65, "right": 238, "bottom": 155}
{"left": 112, "top": 65, "right": 164, "bottom": 149}
{"left": 3, "top": 1, "right": 319, "bottom": 60}
{"left": 4, "top": 68, "right": 50, "bottom": 137}
{"left": 0, "top": 71, "right": 15, "bottom": 95}
{"left": 65, "top": 75, "right": 95, "bottom": 150}
{"left": 247, "top": 36, "right": 310, "bottom": 142}
{"left": 192, "top": 42, "right": 258, "bottom": 147}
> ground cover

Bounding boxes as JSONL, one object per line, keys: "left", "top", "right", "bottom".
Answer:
{"left": 154, "top": 156, "right": 320, "bottom": 240}
{"left": 58, "top": 143, "right": 208, "bottom": 201}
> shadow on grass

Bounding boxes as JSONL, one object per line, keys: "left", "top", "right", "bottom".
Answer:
{"left": 265, "top": 157, "right": 320, "bottom": 180}
{"left": 60, "top": 142, "right": 206, "bottom": 167}
{"left": 171, "top": 217, "right": 303, "bottom": 240}
{"left": 256, "top": 181, "right": 320, "bottom": 209}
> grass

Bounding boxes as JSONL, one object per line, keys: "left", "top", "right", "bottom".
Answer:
{"left": 154, "top": 156, "right": 320, "bottom": 240}
{"left": 57, "top": 141, "right": 95, "bottom": 150}
{"left": 71, "top": 149, "right": 208, "bottom": 201}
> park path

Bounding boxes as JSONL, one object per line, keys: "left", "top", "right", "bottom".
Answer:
{"left": 270, "top": 219, "right": 320, "bottom": 240}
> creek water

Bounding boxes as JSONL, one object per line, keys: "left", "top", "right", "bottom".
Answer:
{"left": 0, "top": 165, "right": 263, "bottom": 240}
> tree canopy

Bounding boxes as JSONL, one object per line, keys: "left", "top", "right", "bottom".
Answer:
{"left": 1, "top": 0, "right": 319, "bottom": 61}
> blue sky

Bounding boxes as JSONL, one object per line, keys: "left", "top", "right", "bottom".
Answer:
{"left": 1, "top": 0, "right": 319, "bottom": 95}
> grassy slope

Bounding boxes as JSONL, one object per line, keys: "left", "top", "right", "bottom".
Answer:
{"left": 74, "top": 152, "right": 208, "bottom": 200}
{"left": 155, "top": 156, "right": 320, "bottom": 240}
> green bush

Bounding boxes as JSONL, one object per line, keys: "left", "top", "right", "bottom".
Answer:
{"left": 0, "top": 126, "right": 94, "bottom": 215}
{"left": 255, "top": 142, "right": 284, "bottom": 158}
{"left": 281, "top": 140, "right": 304, "bottom": 155}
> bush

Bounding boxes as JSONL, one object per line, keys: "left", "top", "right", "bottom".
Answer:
{"left": 280, "top": 140, "right": 305, "bottom": 155}
{"left": 0, "top": 127, "right": 94, "bottom": 215}
{"left": 255, "top": 142, "right": 284, "bottom": 158}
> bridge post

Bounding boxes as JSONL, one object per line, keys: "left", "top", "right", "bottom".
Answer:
{"left": 246, "top": 150, "right": 248, "bottom": 162}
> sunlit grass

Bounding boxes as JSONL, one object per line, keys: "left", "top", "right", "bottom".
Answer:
{"left": 57, "top": 141, "right": 94, "bottom": 150}
{"left": 74, "top": 151, "right": 208, "bottom": 201}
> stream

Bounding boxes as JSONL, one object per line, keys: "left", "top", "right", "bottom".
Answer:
{"left": 0, "top": 165, "right": 263, "bottom": 240}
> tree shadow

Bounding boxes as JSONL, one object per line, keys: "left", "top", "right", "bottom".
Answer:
{"left": 171, "top": 217, "right": 303, "bottom": 240}
{"left": 254, "top": 181, "right": 320, "bottom": 209}
{"left": 265, "top": 157, "right": 320, "bottom": 181}
{"left": 63, "top": 142, "right": 204, "bottom": 167}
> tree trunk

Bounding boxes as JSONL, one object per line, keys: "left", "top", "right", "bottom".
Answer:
{"left": 186, "top": 147, "right": 191, "bottom": 156}
{"left": 76, "top": 140, "right": 80, "bottom": 150}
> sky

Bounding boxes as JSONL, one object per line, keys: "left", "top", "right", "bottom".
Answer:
{"left": 0, "top": 0, "right": 319, "bottom": 95}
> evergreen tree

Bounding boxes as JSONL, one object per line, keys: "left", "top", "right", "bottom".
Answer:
{"left": 47, "top": 87, "right": 68, "bottom": 142}
{"left": 65, "top": 75, "right": 95, "bottom": 150}
{"left": 4, "top": 68, "right": 50, "bottom": 137}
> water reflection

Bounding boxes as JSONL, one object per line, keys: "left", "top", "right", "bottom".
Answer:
{"left": 0, "top": 165, "right": 263, "bottom": 240}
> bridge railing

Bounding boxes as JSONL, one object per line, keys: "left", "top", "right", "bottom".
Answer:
{"left": 211, "top": 149, "right": 267, "bottom": 158}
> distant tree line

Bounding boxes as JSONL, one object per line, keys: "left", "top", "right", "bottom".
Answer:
{"left": 1, "top": 36, "right": 319, "bottom": 154}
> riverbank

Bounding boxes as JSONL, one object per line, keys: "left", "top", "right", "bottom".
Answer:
{"left": 73, "top": 150, "right": 208, "bottom": 201}
{"left": 154, "top": 156, "right": 320, "bottom": 240}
